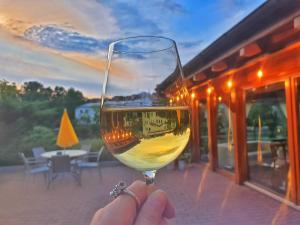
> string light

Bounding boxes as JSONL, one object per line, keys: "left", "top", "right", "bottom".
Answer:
{"left": 257, "top": 69, "right": 263, "bottom": 78}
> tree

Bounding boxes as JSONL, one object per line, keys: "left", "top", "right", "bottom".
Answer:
{"left": 22, "top": 81, "right": 44, "bottom": 100}
{"left": 0, "top": 80, "right": 22, "bottom": 124}
{"left": 53, "top": 86, "right": 66, "bottom": 98}
{"left": 65, "top": 88, "right": 86, "bottom": 119}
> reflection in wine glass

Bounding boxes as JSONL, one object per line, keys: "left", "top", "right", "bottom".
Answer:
{"left": 100, "top": 36, "right": 190, "bottom": 184}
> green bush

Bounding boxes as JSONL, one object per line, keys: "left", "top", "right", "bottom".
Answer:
{"left": 0, "top": 126, "right": 57, "bottom": 166}
{"left": 90, "top": 139, "right": 103, "bottom": 151}
{"left": 75, "top": 124, "right": 99, "bottom": 139}
{"left": 80, "top": 138, "right": 115, "bottom": 161}
{"left": 75, "top": 125, "right": 92, "bottom": 139}
{"left": 90, "top": 139, "right": 115, "bottom": 161}
{"left": 19, "top": 126, "right": 56, "bottom": 155}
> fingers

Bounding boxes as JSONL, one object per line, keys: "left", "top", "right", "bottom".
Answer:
{"left": 90, "top": 180, "right": 148, "bottom": 225}
{"left": 90, "top": 181, "right": 176, "bottom": 225}
{"left": 147, "top": 185, "right": 175, "bottom": 219}
{"left": 134, "top": 190, "right": 174, "bottom": 225}
{"left": 163, "top": 200, "right": 175, "bottom": 219}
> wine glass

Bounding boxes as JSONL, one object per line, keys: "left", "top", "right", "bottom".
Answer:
{"left": 100, "top": 36, "right": 190, "bottom": 184}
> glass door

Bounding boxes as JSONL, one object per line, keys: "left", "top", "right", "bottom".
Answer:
{"left": 216, "top": 103, "right": 235, "bottom": 172}
{"left": 246, "top": 82, "right": 289, "bottom": 195}
{"left": 199, "top": 100, "right": 209, "bottom": 162}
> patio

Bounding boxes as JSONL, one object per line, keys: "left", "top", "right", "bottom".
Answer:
{"left": 1, "top": 164, "right": 300, "bottom": 225}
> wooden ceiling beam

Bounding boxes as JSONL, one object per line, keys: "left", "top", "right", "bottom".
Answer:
{"left": 294, "top": 15, "right": 300, "bottom": 29}
{"left": 211, "top": 60, "right": 227, "bottom": 72}
{"left": 192, "top": 72, "right": 206, "bottom": 82}
{"left": 239, "top": 42, "right": 262, "bottom": 57}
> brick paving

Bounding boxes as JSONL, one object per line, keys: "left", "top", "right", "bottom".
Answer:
{"left": 0, "top": 164, "right": 300, "bottom": 225}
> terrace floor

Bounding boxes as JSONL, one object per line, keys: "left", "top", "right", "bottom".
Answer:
{"left": 1, "top": 164, "right": 300, "bottom": 225}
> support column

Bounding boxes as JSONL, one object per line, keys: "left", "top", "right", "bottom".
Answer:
{"left": 231, "top": 88, "right": 248, "bottom": 184}
{"left": 207, "top": 92, "right": 218, "bottom": 171}
{"left": 285, "top": 78, "right": 300, "bottom": 204}
{"left": 191, "top": 99, "right": 200, "bottom": 162}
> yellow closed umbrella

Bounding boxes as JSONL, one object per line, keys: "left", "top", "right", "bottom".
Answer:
{"left": 56, "top": 108, "right": 79, "bottom": 149}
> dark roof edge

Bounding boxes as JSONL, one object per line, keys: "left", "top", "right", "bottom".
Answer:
{"left": 183, "top": 0, "right": 300, "bottom": 79}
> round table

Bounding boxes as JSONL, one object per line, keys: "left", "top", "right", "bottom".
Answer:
{"left": 41, "top": 150, "right": 87, "bottom": 159}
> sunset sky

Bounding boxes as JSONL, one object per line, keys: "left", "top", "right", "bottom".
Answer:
{"left": 0, "top": 0, "right": 265, "bottom": 98}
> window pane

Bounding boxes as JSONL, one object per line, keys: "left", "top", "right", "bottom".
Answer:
{"left": 199, "top": 101, "right": 209, "bottom": 162}
{"left": 246, "top": 82, "right": 289, "bottom": 195}
{"left": 217, "top": 103, "right": 235, "bottom": 172}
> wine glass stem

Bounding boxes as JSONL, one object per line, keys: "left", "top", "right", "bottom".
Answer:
{"left": 143, "top": 170, "right": 156, "bottom": 185}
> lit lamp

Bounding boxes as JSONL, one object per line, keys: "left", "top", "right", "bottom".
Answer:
{"left": 218, "top": 96, "right": 222, "bottom": 102}
{"left": 207, "top": 87, "right": 212, "bottom": 94}
{"left": 227, "top": 80, "right": 233, "bottom": 89}
{"left": 257, "top": 69, "right": 263, "bottom": 79}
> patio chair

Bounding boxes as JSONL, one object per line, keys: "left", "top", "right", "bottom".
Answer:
{"left": 32, "top": 147, "right": 47, "bottom": 163}
{"left": 47, "top": 155, "right": 81, "bottom": 188}
{"left": 81, "top": 144, "right": 91, "bottom": 152}
{"left": 69, "top": 144, "right": 91, "bottom": 166}
{"left": 18, "top": 152, "right": 49, "bottom": 177}
{"left": 77, "top": 146, "right": 104, "bottom": 176}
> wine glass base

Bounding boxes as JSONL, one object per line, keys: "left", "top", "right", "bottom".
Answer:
{"left": 143, "top": 170, "right": 156, "bottom": 185}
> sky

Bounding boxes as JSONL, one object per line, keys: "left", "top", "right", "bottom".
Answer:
{"left": 0, "top": 0, "right": 265, "bottom": 98}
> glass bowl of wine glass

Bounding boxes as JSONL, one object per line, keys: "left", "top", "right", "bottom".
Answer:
{"left": 100, "top": 36, "right": 190, "bottom": 184}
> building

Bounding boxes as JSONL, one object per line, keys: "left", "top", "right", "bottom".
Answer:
{"left": 142, "top": 111, "right": 177, "bottom": 137}
{"left": 158, "top": 0, "right": 300, "bottom": 206}
{"left": 75, "top": 102, "right": 99, "bottom": 124}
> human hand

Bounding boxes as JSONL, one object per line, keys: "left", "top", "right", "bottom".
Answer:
{"left": 90, "top": 180, "right": 175, "bottom": 225}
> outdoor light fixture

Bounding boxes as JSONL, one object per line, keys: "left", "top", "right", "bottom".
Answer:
{"left": 227, "top": 80, "right": 233, "bottom": 88}
{"left": 257, "top": 69, "right": 263, "bottom": 78}
{"left": 207, "top": 87, "right": 212, "bottom": 94}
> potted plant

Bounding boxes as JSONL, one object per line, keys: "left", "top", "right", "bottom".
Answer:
{"left": 178, "top": 152, "right": 191, "bottom": 171}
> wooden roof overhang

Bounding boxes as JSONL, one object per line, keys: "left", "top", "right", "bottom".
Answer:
{"left": 157, "top": 0, "right": 300, "bottom": 96}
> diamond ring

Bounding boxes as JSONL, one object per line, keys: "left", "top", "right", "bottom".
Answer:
{"left": 110, "top": 181, "right": 141, "bottom": 211}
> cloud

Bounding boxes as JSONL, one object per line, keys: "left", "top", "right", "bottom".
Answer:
{"left": 24, "top": 25, "right": 112, "bottom": 53}
{"left": 178, "top": 40, "right": 203, "bottom": 49}
{"left": 100, "top": 0, "right": 162, "bottom": 36}
{"left": 152, "top": 0, "right": 187, "bottom": 14}
{"left": 0, "top": 0, "right": 119, "bottom": 38}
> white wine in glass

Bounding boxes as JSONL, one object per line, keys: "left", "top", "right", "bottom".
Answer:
{"left": 100, "top": 36, "right": 190, "bottom": 184}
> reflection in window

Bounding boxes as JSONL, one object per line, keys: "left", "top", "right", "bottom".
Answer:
{"left": 199, "top": 101, "right": 209, "bottom": 162}
{"left": 246, "top": 82, "right": 289, "bottom": 195}
{"left": 217, "top": 103, "right": 235, "bottom": 171}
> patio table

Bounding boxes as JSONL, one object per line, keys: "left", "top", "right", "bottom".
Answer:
{"left": 41, "top": 150, "right": 87, "bottom": 159}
